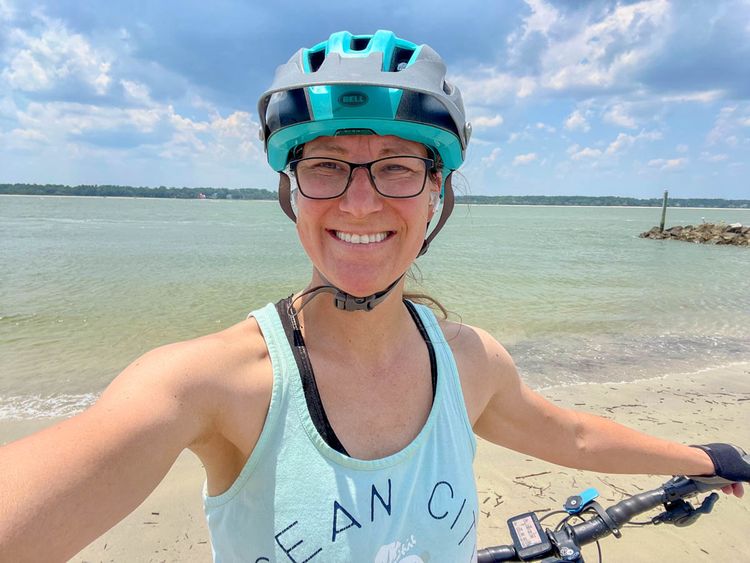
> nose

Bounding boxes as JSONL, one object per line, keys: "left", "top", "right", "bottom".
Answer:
{"left": 338, "top": 166, "right": 383, "bottom": 217}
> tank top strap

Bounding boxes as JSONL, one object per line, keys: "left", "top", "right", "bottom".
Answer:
{"left": 405, "top": 301, "right": 477, "bottom": 457}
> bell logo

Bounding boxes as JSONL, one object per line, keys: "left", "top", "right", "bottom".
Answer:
{"left": 338, "top": 92, "right": 369, "bottom": 107}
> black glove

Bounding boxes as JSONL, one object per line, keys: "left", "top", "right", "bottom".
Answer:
{"left": 692, "top": 443, "right": 750, "bottom": 483}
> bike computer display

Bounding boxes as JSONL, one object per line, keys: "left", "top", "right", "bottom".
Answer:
{"left": 507, "top": 512, "right": 552, "bottom": 560}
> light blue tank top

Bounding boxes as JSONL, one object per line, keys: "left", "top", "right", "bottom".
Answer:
{"left": 203, "top": 301, "right": 479, "bottom": 562}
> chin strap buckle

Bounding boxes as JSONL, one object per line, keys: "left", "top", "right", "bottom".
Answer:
{"left": 292, "top": 275, "right": 405, "bottom": 314}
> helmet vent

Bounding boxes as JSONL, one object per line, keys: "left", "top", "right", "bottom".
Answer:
{"left": 308, "top": 48, "right": 326, "bottom": 72}
{"left": 391, "top": 47, "right": 415, "bottom": 71}
{"left": 350, "top": 37, "right": 371, "bottom": 51}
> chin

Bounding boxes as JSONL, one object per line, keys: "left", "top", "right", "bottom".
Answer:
{"left": 321, "top": 264, "right": 405, "bottom": 298}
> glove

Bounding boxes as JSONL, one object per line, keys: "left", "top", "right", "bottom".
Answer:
{"left": 692, "top": 443, "right": 750, "bottom": 483}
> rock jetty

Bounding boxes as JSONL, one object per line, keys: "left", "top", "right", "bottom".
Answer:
{"left": 640, "top": 223, "right": 749, "bottom": 246}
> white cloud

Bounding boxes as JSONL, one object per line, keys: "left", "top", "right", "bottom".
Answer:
{"left": 513, "top": 152, "right": 538, "bottom": 166}
{"left": 506, "top": 0, "right": 560, "bottom": 66}
{"left": 648, "top": 157, "right": 688, "bottom": 171}
{"left": 564, "top": 110, "right": 590, "bottom": 132}
{"left": 676, "top": 144, "right": 689, "bottom": 153}
{"left": 541, "top": 0, "right": 671, "bottom": 91}
{"left": 519, "top": 0, "right": 559, "bottom": 38}
{"left": 661, "top": 90, "right": 725, "bottom": 103}
{"left": 706, "top": 105, "right": 749, "bottom": 145}
{"left": 570, "top": 147, "right": 602, "bottom": 160}
{"left": 7, "top": 98, "right": 262, "bottom": 165}
{"left": 2, "top": 16, "right": 112, "bottom": 95}
{"left": 472, "top": 114, "right": 504, "bottom": 129}
{"left": 0, "top": 0, "right": 15, "bottom": 21}
{"left": 604, "top": 104, "right": 637, "bottom": 129}
{"left": 606, "top": 133, "right": 636, "bottom": 155}
{"left": 454, "top": 70, "right": 536, "bottom": 105}
{"left": 121, "top": 80, "right": 152, "bottom": 104}
{"left": 700, "top": 152, "right": 728, "bottom": 162}
{"left": 535, "top": 122, "right": 556, "bottom": 133}
{"left": 606, "top": 130, "right": 662, "bottom": 155}
{"left": 481, "top": 147, "right": 502, "bottom": 165}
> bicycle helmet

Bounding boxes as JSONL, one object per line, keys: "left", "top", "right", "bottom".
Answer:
{"left": 258, "top": 30, "right": 471, "bottom": 311}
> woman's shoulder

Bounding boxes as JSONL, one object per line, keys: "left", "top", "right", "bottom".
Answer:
{"left": 436, "top": 318, "right": 513, "bottom": 369}
{"left": 145, "top": 316, "right": 273, "bottom": 399}
{"left": 436, "top": 317, "right": 519, "bottom": 423}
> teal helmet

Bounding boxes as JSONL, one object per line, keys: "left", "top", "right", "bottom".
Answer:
{"left": 258, "top": 30, "right": 471, "bottom": 177}
{"left": 258, "top": 31, "right": 470, "bottom": 312}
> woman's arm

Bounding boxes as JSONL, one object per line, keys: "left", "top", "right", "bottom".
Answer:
{"left": 0, "top": 336, "right": 230, "bottom": 562}
{"left": 463, "top": 328, "right": 736, "bottom": 484}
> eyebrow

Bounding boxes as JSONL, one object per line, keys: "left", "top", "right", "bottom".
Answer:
{"left": 306, "top": 142, "right": 425, "bottom": 157}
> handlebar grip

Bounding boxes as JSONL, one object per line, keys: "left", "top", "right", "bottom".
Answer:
{"left": 692, "top": 443, "right": 750, "bottom": 484}
{"left": 476, "top": 545, "right": 518, "bottom": 562}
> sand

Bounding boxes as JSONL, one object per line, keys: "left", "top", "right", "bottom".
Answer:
{"left": 2, "top": 363, "right": 748, "bottom": 562}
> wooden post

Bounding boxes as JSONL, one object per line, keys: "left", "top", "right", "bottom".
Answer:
{"left": 659, "top": 189, "right": 668, "bottom": 232}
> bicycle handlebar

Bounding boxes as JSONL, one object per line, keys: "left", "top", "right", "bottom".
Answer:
{"left": 477, "top": 475, "right": 733, "bottom": 562}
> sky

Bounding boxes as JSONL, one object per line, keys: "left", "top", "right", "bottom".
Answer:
{"left": 1, "top": 0, "right": 748, "bottom": 198}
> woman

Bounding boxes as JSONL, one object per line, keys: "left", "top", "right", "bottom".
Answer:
{"left": 1, "top": 30, "right": 747, "bottom": 562}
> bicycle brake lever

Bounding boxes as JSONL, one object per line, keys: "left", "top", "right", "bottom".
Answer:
{"left": 652, "top": 493, "right": 719, "bottom": 527}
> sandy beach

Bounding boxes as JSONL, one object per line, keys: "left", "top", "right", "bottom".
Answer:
{"left": 2, "top": 362, "right": 748, "bottom": 562}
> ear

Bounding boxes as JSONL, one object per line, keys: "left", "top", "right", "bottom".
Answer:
{"left": 429, "top": 191, "right": 440, "bottom": 212}
{"left": 427, "top": 169, "right": 443, "bottom": 219}
{"left": 278, "top": 172, "right": 297, "bottom": 222}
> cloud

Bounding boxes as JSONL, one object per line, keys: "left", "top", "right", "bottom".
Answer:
{"left": 513, "top": 152, "right": 538, "bottom": 166}
{"left": 660, "top": 90, "right": 725, "bottom": 103}
{"left": 676, "top": 144, "right": 689, "bottom": 153}
{"left": 472, "top": 114, "right": 504, "bottom": 129}
{"left": 570, "top": 146, "right": 602, "bottom": 160}
{"left": 481, "top": 147, "right": 502, "bottom": 165}
{"left": 700, "top": 152, "right": 729, "bottom": 162}
{"left": 604, "top": 104, "right": 637, "bottom": 129}
{"left": 648, "top": 157, "right": 688, "bottom": 171}
{"left": 706, "top": 105, "right": 744, "bottom": 145}
{"left": 535, "top": 122, "right": 556, "bottom": 133}
{"left": 605, "top": 130, "right": 662, "bottom": 156}
{"left": 564, "top": 110, "right": 590, "bottom": 131}
{"left": 454, "top": 70, "right": 536, "bottom": 105}
{"left": 2, "top": 14, "right": 112, "bottom": 96}
{"left": 540, "top": 0, "right": 671, "bottom": 92}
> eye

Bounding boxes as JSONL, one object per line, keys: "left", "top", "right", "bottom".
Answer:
{"left": 313, "top": 160, "right": 344, "bottom": 171}
{"left": 384, "top": 163, "right": 411, "bottom": 172}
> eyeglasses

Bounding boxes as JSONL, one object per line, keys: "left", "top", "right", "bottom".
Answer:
{"left": 287, "top": 155, "right": 436, "bottom": 200}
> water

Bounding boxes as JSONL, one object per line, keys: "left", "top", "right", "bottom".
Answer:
{"left": 2, "top": 195, "right": 749, "bottom": 419}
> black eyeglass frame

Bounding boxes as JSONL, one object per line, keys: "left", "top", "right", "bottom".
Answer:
{"left": 287, "top": 155, "right": 437, "bottom": 200}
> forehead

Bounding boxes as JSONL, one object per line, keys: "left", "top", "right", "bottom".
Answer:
{"left": 302, "top": 135, "right": 428, "bottom": 157}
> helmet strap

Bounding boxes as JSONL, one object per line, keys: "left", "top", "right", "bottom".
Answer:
{"left": 291, "top": 273, "right": 404, "bottom": 315}
{"left": 419, "top": 172, "right": 454, "bottom": 256}
{"left": 278, "top": 172, "right": 297, "bottom": 222}
{"left": 276, "top": 171, "right": 455, "bottom": 312}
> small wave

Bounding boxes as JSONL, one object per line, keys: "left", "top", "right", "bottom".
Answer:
{"left": 0, "top": 393, "right": 98, "bottom": 420}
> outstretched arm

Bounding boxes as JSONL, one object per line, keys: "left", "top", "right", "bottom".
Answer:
{"left": 0, "top": 338, "right": 221, "bottom": 562}
{"left": 467, "top": 329, "right": 743, "bottom": 495}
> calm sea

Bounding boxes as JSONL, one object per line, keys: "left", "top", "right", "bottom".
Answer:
{"left": 2, "top": 195, "right": 749, "bottom": 419}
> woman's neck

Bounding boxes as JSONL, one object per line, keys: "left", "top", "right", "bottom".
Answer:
{"left": 293, "top": 281, "right": 412, "bottom": 361}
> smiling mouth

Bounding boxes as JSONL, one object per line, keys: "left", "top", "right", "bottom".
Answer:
{"left": 332, "top": 230, "right": 393, "bottom": 244}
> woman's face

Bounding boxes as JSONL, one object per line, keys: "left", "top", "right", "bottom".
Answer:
{"left": 294, "top": 134, "right": 440, "bottom": 298}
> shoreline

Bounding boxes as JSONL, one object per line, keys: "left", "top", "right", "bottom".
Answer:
{"left": 2, "top": 362, "right": 747, "bottom": 561}
{"left": 2, "top": 194, "right": 749, "bottom": 211}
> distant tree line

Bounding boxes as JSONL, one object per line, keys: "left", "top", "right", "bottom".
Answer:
{"left": 2, "top": 184, "right": 748, "bottom": 208}
{"left": 455, "top": 194, "right": 750, "bottom": 208}
{"left": 0, "top": 183, "right": 276, "bottom": 200}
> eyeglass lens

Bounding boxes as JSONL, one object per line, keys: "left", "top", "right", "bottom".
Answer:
{"left": 293, "top": 156, "right": 430, "bottom": 199}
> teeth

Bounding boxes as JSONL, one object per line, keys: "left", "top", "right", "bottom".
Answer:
{"left": 336, "top": 231, "right": 388, "bottom": 244}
